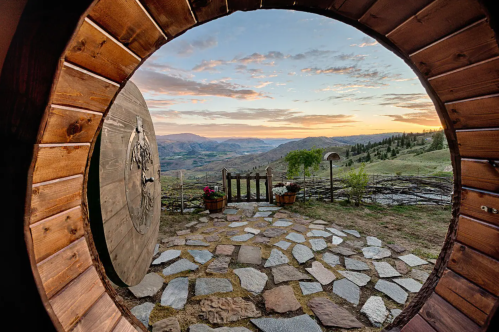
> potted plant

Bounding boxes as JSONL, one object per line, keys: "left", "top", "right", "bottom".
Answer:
{"left": 203, "top": 186, "right": 227, "bottom": 213}
{"left": 273, "top": 182, "right": 301, "bottom": 206}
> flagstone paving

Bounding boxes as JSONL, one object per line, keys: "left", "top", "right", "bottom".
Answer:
{"left": 126, "top": 202, "right": 436, "bottom": 331}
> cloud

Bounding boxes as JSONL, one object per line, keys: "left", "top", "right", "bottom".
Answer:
{"left": 173, "top": 36, "right": 218, "bottom": 56}
{"left": 269, "top": 114, "right": 357, "bottom": 127}
{"left": 334, "top": 53, "right": 368, "bottom": 61}
{"left": 145, "top": 98, "right": 208, "bottom": 109}
{"left": 302, "top": 66, "right": 358, "bottom": 75}
{"left": 350, "top": 37, "right": 379, "bottom": 48}
{"left": 133, "top": 70, "right": 270, "bottom": 100}
{"left": 380, "top": 93, "right": 440, "bottom": 126}
{"left": 384, "top": 111, "right": 441, "bottom": 126}
{"left": 150, "top": 110, "right": 182, "bottom": 119}
{"left": 154, "top": 108, "right": 301, "bottom": 121}
{"left": 255, "top": 81, "right": 273, "bottom": 88}
{"left": 192, "top": 60, "right": 226, "bottom": 72}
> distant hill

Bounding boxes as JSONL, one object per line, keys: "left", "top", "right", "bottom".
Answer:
{"left": 223, "top": 138, "right": 270, "bottom": 146}
{"left": 332, "top": 133, "right": 402, "bottom": 145}
{"left": 157, "top": 133, "right": 211, "bottom": 142}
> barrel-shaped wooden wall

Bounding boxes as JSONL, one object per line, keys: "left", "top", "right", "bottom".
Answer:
{"left": 22, "top": 0, "right": 499, "bottom": 331}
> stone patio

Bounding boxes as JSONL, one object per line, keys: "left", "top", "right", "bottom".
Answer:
{"left": 124, "top": 202, "right": 434, "bottom": 331}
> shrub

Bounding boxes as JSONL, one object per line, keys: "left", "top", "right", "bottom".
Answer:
{"left": 343, "top": 163, "right": 369, "bottom": 207}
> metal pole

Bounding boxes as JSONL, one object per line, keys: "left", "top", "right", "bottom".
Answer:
{"left": 330, "top": 160, "right": 333, "bottom": 202}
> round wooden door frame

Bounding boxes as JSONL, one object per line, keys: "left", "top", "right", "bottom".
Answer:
{"left": 2, "top": 0, "right": 499, "bottom": 331}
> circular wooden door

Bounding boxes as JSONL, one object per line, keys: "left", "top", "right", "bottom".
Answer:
{"left": 88, "top": 81, "right": 160, "bottom": 287}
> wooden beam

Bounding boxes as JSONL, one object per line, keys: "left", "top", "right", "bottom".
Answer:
{"left": 460, "top": 187, "right": 499, "bottom": 227}
{"left": 457, "top": 128, "right": 499, "bottom": 159}
{"left": 72, "top": 293, "right": 122, "bottom": 332}
{"left": 457, "top": 215, "right": 499, "bottom": 260}
{"left": 461, "top": 158, "right": 499, "bottom": 193}
{"left": 141, "top": 0, "right": 196, "bottom": 37}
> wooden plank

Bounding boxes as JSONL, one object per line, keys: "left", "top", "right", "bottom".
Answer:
{"left": 461, "top": 158, "right": 499, "bottom": 192}
{"left": 37, "top": 237, "right": 93, "bottom": 299}
{"left": 329, "top": 0, "right": 377, "bottom": 20}
{"left": 429, "top": 56, "right": 499, "bottom": 103}
{"left": 89, "top": 0, "right": 167, "bottom": 58}
{"left": 30, "top": 206, "right": 84, "bottom": 263}
{"left": 256, "top": 173, "right": 260, "bottom": 202}
{"left": 30, "top": 175, "right": 83, "bottom": 224}
{"left": 32, "top": 144, "right": 89, "bottom": 184}
{"left": 419, "top": 292, "right": 480, "bottom": 332}
{"left": 190, "top": 0, "right": 228, "bottom": 24}
{"left": 457, "top": 128, "right": 499, "bottom": 160}
{"left": 260, "top": 0, "right": 294, "bottom": 9}
{"left": 435, "top": 269, "right": 496, "bottom": 326}
{"left": 401, "top": 314, "right": 437, "bottom": 332}
{"left": 53, "top": 63, "right": 119, "bottom": 113}
{"left": 246, "top": 174, "right": 250, "bottom": 201}
{"left": 66, "top": 19, "right": 140, "bottom": 83}
{"left": 113, "top": 317, "right": 138, "bottom": 332}
{"left": 49, "top": 266, "right": 106, "bottom": 331}
{"left": 228, "top": 0, "right": 262, "bottom": 11}
{"left": 457, "top": 215, "right": 499, "bottom": 259}
{"left": 41, "top": 106, "right": 102, "bottom": 144}
{"left": 460, "top": 188, "right": 499, "bottom": 227}
{"left": 294, "top": 0, "right": 333, "bottom": 9}
{"left": 359, "top": 0, "right": 433, "bottom": 35}
{"left": 236, "top": 174, "right": 241, "bottom": 202}
{"left": 446, "top": 94, "right": 499, "bottom": 130}
{"left": 72, "top": 293, "right": 122, "bottom": 332}
{"left": 387, "top": 0, "right": 485, "bottom": 54}
{"left": 448, "top": 242, "right": 499, "bottom": 296}
{"left": 227, "top": 172, "right": 232, "bottom": 203}
{"left": 411, "top": 19, "right": 499, "bottom": 78}
{"left": 142, "top": 0, "right": 196, "bottom": 37}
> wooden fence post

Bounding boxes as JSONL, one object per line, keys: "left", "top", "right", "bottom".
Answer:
{"left": 222, "top": 168, "right": 227, "bottom": 195}
{"left": 227, "top": 172, "right": 232, "bottom": 203}
{"left": 236, "top": 173, "right": 241, "bottom": 202}
{"left": 266, "top": 166, "right": 273, "bottom": 204}
{"left": 256, "top": 173, "right": 260, "bottom": 202}
{"left": 246, "top": 174, "right": 250, "bottom": 202}
{"left": 179, "top": 170, "right": 184, "bottom": 215}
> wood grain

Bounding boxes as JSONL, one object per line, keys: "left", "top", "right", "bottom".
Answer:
{"left": 190, "top": 0, "right": 228, "bottom": 24}
{"left": 53, "top": 63, "right": 119, "bottom": 113}
{"left": 359, "top": 0, "right": 433, "bottom": 35}
{"left": 113, "top": 317, "right": 138, "bottom": 332}
{"left": 32, "top": 144, "right": 90, "bottom": 184}
{"left": 429, "top": 56, "right": 499, "bottom": 103}
{"left": 229, "top": 0, "right": 262, "bottom": 11}
{"left": 329, "top": 0, "right": 377, "bottom": 20}
{"left": 104, "top": 204, "right": 133, "bottom": 253}
{"left": 460, "top": 188, "right": 499, "bottom": 226}
{"left": 89, "top": 0, "right": 166, "bottom": 58}
{"left": 411, "top": 19, "right": 499, "bottom": 78}
{"left": 387, "top": 0, "right": 484, "bottom": 54}
{"left": 435, "top": 269, "right": 496, "bottom": 326}
{"left": 461, "top": 158, "right": 499, "bottom": 192}
{"left": 37, "top": 237, "right": 93, "bottom": 299}
{"left": 141, "top": 0, "right": 196, "bottom": 37}
{"left": 447, "top": 93, "right": 499, "bottom": 129}
{"left": 457, "top": 128, "right": 499, "bottom": 159}
{"left": 419, "top": 292, "right": 480, "bottom": 332}
{"left": 30, "top": 206, "right": 84, "bottom": 263}
{"left": 30, "top": 175, "right": 83, "bottom": 224}
{"left": 41, "top": 106, "right": 102, "bottom": 144}
{"left": 457, "top": 215, "right": 499, "bottom": 259}
{"left": 66, "top": 19, "right": 140, "bottom": 83}
{"left": 401, "top": 314, "right": 436, "bottom": 332}
{"left": 49, "top": 266, "right": 106, "bottom": 331}
{"left": 448, "top": 243, "right": 499, "bottom": 296}
{"left": 294, "top": 0, "right": 332, "bottom": 9}
{"left": 72, "top": 293, "right": 122, "bottom": 332}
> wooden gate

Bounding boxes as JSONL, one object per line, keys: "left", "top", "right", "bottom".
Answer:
{"left": 222, "top": 167, "right": 273, "bottom": 203}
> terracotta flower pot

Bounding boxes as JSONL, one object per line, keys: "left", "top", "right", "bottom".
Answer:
{"left": 275, "top": 192, "right": 297, "bottom": 206}
{"left": 204, "top": 195, "right": 227, "bottom": 213}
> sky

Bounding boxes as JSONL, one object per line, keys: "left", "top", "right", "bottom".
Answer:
{"left": 132, "top": 9, "right": 441, "bottom": 139}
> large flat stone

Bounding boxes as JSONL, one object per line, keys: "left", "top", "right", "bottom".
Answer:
{"left": 195, "top": 278, "right": 233, "bottom": 296}
{"left": 398, "top": 254, "right": 428, "bottom": 267}
{"left": 264, "top": 249, "right": 289, "bottom": 267}
{"left": 360, "top": 296, "right": 388, "bottom": 327}
{"left": 188, "top": 250, "right": 213, "bottom": 264}
{"left": 274, "top": 241, "right": 292, "bottom": 250}
{"left": 216, "top": 245, "right": 235, "bottom": 256}
{"left": 292, "top": 244, "right": 314, "bottom": 264}
{"left": 224, "top": 209, "right": 238, "bottom": 215}
{"left": 263, "top": 285, "right": 301, "bottom": 313}
{"left": 386, "top": 243, "right": 406, "bottom": 253}
{"left": 199, "top": 297, "right": 261, "bottom": 324}
{"left": 186, "top": 240, "right": 210, "bottom": 247}
{"left": 227, "top": 215, "right": 242, "bottom": 222}
{"left": 374, "top": 280, "right": 408, "bottom": 304}
{"left": 343, "top": 229, "right": 361, "bottom": 238}
{"left": 131, "top": 302, "right": 155, "bottom": 327}
{"left": 366, "top": 236, "right": 382, "bottom": 247}
{"left": 186, "top": 234, "right": 204, "bottom": 241}
{"left": 286, "top": 232, "right": 306, "bottom": 243}
{"left": 234, "top": 268, "right": 268, "bottom": 294}
{"left": 189, "top": 325, "right": 251, "bottom": 332}
{"left": 259, "top": 207, "right": 282, "bottom": 211}
{"left": 306, "top": 261, "right": 336, "bottom": 285}
{"left": 330, "top": 247, "right": 356, "bottom": 256}
{"left": 395, "top": 260, "right": 409, "bottom": 274}
{"left": 231, "top": 233, "right": 254, "bottom": 242}
{"left": 307, "top": 230, "right": 332, "bottom": 237}
{"left": 312, "top": 219, "right": 328, "bottom": 225}
{"left": 309, "top": 238, "right": 327, "bottom": 251}
{"left": 152, "top": 250, "right": 181, "bottom": 265}
{"left": 272, "top": 265, "right": 312, "bottom": 284}
{"left": 308, "top": 224, "right": 325, "bottom": 230}
{"left": 152, "top": 317, "right": 180, "bottom": 332}
{"left": 207, "top": 256, "right": 231, "bottom": 274}
{"left": 292, "top": 224, "right": 308, "bottom": 233}
{"left": 205, "top": 235, "right": 220, "bottom": 242}
{"left": 344, "top": 257, "right": 370, "bottom": 271}
{"left": 273, "top": 220, "right": 293, "bottom": 227}
{"left": 299, "top": 282, "right": 323, "bottom": 295}
{"left": 411, "top": 269, "right": 430, "bottom": 283}
{"left": 308, "top": 297, "right": 363, "bottom": 328}
{"left": 163, "top": 259, "right": 198, "bottom": 276}
{"left": 254, "top": 212, "right": 272, "bottom": 217}
{"left": 362, "top": 247, "right": 391, "bottom": 259}
{"left": 322, "top": 252, "right": 340, "bottom": 267}
{"left": 237, "top": 245, "right": 262, "bottom": 265}
{"left": 244, "top": 227, "right": 260, "bottom": 234}
{"left": 373, "top": 262, "right": 401, "bottom": 278}
{"left": 338, "top": 271, "right": 371, "bottom": 287}
{"left": 326, "top": 228, "right": 347, "bottom": 237}
{"left": 153, "top": 244, "right": 160, "bottom": 256}
{"left": 333, "top": 279, "right": 361, "bottom": 305}
{"left": 128, "top": 273, "right": 164, "bottom": 298}
{"left": 393, "top": 278, "right": 422, "bottom": 292}
{"left": 253, "top": 236, "right": 271, "bottom": 244}
{"left": 332, "top": 236, "right": 344, "bottom": 245}
{"left": 263, "top": 228, "right": 286, "bottom": 238}
{"left": 251, "top": 314, "right": 322, "bottom": 332}
{"left": 161, "top": 278, "right": 189, "bottom": 309}
{"left": 229, "top": 222, "right": 248, "bottom": 228}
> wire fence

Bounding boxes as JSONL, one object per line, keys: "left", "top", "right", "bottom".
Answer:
{"left": 161, "top": 171, "right": 453, "bottom": 213}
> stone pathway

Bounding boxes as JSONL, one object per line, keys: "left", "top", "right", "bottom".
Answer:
{"left": 125, "top": 202, "right": 434, "bottom": 331}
